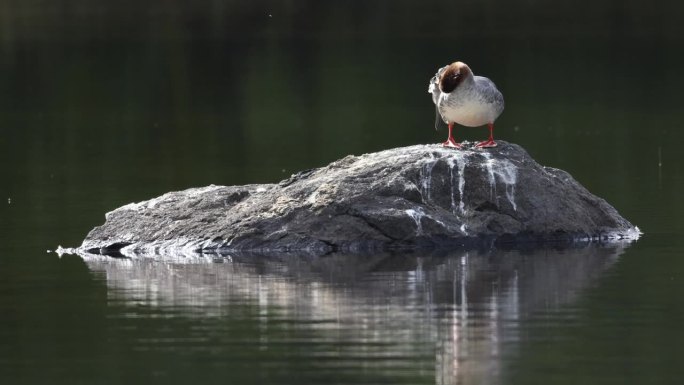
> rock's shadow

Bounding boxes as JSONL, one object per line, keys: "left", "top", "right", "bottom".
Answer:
{"left": 75, "top": 241, "right": 633, "bottom": 384}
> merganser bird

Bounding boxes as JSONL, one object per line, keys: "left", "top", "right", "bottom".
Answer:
{"left": 428, "top": 61, "right": 504, "bottom": 148}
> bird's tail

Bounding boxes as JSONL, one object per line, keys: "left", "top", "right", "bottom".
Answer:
{"left": 434, "top": 105, "right": 442, "bottom": 131}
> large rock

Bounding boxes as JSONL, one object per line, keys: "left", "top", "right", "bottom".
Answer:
{"left": 79, "top": 141, "right": 639, "bottom": 256}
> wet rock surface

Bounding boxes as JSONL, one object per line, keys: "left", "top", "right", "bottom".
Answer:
{"left": 79, "top": 141, "right": 638, "bottom": 256}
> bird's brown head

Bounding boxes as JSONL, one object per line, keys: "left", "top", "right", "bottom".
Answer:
{"left": 439, "top": 62, "right": 471, "bottom": 93}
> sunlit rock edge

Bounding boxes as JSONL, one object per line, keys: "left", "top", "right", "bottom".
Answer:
{"left": 60, "top": 141, "right": 641, "bottom": 258}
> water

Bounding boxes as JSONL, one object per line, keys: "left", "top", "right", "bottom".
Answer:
{"left": 2, "top": 1, "right": 684, "bottom": 384}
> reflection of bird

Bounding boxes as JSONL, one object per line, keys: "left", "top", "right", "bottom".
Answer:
{"left": 429, "top": 61, "right": 504, "bottom": 148}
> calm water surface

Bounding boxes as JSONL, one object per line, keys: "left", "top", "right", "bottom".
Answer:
{"left": 2, "top": 1, "right": 684, "bottom": 384}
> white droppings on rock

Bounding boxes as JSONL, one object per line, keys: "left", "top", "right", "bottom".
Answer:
{"left": 446, "top": 157, "right": 458, "bottom": 213}
{"left": 457, "top": 157, "right": 466, "bottom": 212}
{"left": 448, "top": 163, "right": 457, "bottom": 211}
{"left": 419, "top": 153, "right": 438, "bottom": 201}
{"left": 500, "top": 160, "right": 518, "bottom": 211}
{"left": 405, "top": 208, "right": 425, "bottom": 235}
{"left": 446, "top": 152, "right": 470, "bottom": 214}
{"left": 483, "top": 153, "right": 497, "bottom": 198}
{"left": 405, "top": 207, "right": 447, "bottom": 234}
{"left": 430, "top": 215, "right": 447, "bottom": 229}
{"left": 481, "top": 153, "right": 518, "bottom": 211}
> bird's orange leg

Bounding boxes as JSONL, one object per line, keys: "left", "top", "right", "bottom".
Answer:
{"left": 442, "top": 122, "right": 461, "bottom": 148}
{"left": 476, "top": 123, "right": 497, "bottom": 148}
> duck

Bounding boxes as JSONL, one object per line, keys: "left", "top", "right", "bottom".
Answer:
{"left": 428, "top": 61, "right": 504, "bottom": 148}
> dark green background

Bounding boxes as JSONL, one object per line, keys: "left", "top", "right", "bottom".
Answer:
{"left": 1, "top": 1, "right": 684, "bottom": 384}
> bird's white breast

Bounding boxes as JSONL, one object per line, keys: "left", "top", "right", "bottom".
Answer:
{"left": 439, "top": 95, "right": 496, "bottom": 127}
{"left": 437, "top": 77, "right": 504, "bottom": 127}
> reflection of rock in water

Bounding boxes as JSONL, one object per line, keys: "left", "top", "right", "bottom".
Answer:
{"left": 77, "top": 244, "right": 629, "bottom": 385}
